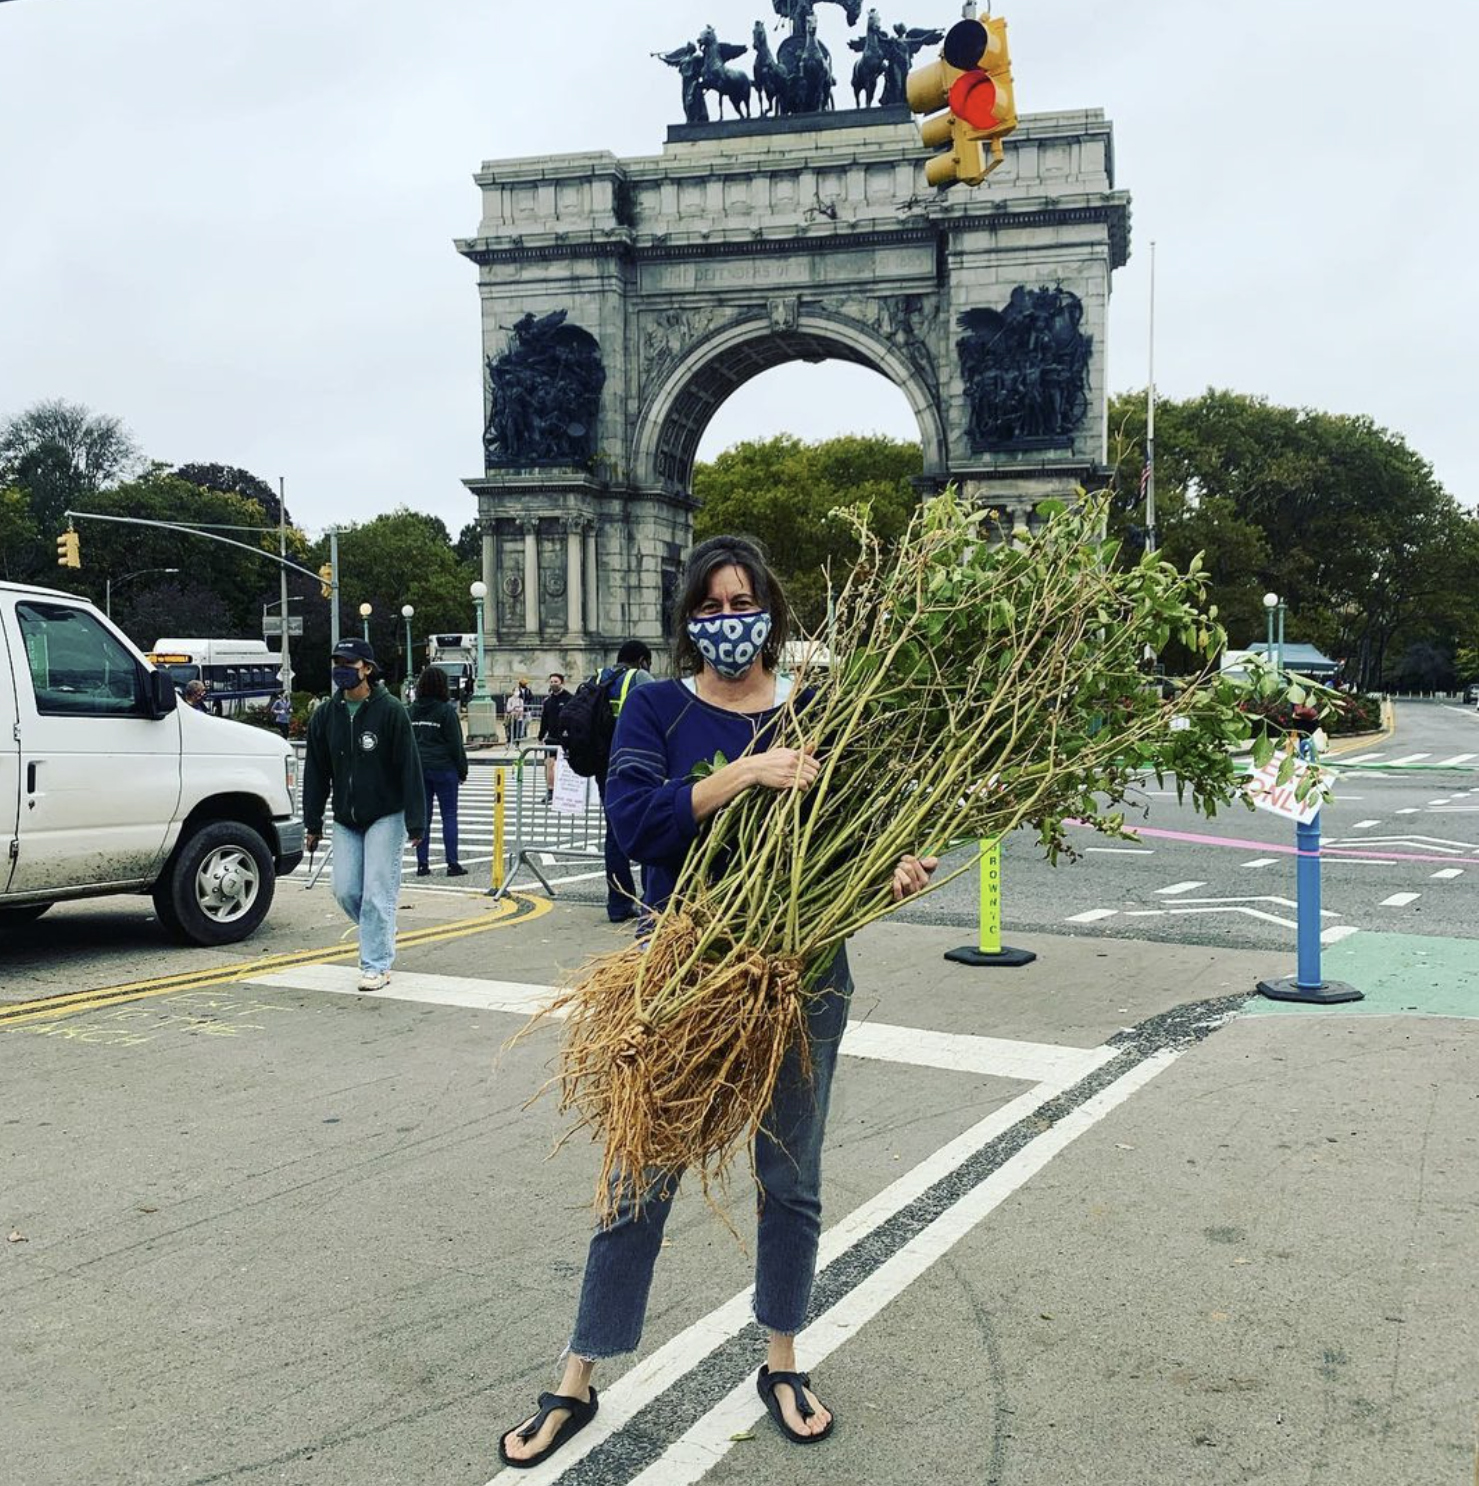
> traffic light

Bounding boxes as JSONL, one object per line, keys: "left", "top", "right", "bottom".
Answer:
{"left": 907, "top": 15, "right": 1017, "bottom": 188}
{"left": 318, "top": 562, "right": 334, "bottom": 599}
{"left": 56, "top": 529, "right": 80, "bottom": 569}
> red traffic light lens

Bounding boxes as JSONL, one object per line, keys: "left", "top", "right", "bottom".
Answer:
{"left": 949, "top": 70, "right": 999, "bottom": 130}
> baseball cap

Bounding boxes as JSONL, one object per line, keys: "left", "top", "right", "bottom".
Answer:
{"left": 332, "top": 638, "right": 377, "bottom": 667}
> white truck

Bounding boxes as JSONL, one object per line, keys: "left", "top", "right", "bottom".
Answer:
{"left": 427, "top": 632, "right": 478, "bottom": 703}
{"left": 0, "top": 580, "right": 304, "bottom": 945}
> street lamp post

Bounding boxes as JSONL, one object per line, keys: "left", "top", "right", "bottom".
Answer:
{"left": 359, "top": 602, "right": 372, "bottom": 642}
{"left": 106, "top": 566, "right": 180, "bottom": 620}
{"left": 467, "top": 581, "right": 496, "bottom": 743}
{"left": 401, "top": 604, "right": 415, "bottom": 694}
{"left": 1263, "top": 591, "right": 1287, "bottom": 674}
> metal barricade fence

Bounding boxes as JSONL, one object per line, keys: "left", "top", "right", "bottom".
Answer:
{"left": 492, "top": 740, "right": 609, "bottom": 899}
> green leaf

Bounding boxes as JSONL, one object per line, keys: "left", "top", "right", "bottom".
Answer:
{"left": 1275, "top": 753, "right": 1297, "bottom": 787}
{"left": 1252, "top": 733, "right": 1275, "bottom": 770}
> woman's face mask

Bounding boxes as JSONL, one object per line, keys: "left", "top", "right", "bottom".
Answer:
{"left": 687, "top": 611, "right": 771, "bottom": 680}
{"left": 332, "top": 665, "right": 362, "bottom": 691}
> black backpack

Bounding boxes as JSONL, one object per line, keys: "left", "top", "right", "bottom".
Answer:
{"left": 556, "top": 668, "right": 637, "bottom": 778}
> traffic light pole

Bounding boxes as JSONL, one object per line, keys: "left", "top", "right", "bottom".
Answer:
{"left": 329, "top": 528, "right": 341, "bottom": 650}
{"left": 277, "top": 477, "right": 295, "bottom": 700}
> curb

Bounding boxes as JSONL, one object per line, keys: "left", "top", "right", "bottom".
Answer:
{"left": 1324, "top": 699, "right": 1396, "bottom": 759}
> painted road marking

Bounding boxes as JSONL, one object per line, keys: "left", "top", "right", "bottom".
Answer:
{"left": 1390, "top": 753, "right": 1433, "bottom": 765}
{"left": 1086, "top": 847, "right": 1155, "bottom": 855}
{"left": 1066, "top": 909, "right": 1119, "bottom": 924}
{"left": 483, "top": 1003, "right": 1229, "bottom": 1486}
{"left": 247, "top": 964, "right": 1115, "bottom": 1089}
{"left": 1436, "top": 753, "right": 1478, "bottom": 766}
{"left": 1320, "top": 925, "right": 1362, "bottom": 946}
{"left": 1351, "top": 820, "right": 1381, "bottom": 829}
{"left": 1337, "top": 753, "right": 1386, "bottom": 763}
{"left": 1156, "top": 881, "right": 1207, "bottom": 895}
{"left": 1243, "top": 858, "right": 1278, "bottom": 869}
{"left": 1381, "top": 892, "right": 1421, "bottom": 908}
{"left": 1429, "top": 799, "right": 1453, "bottom": 806}
{"left": 0, "top": 896, "right": 552, "bottom": 1031}
{"left": 1128, "top": 905, "right": 1298, "bottom": 929}
{"left": 1396, "top": 808, "right": 1421, "bottom": 815}
{"left": 1431, "top": 869, "right": 1465, "bottom": 880}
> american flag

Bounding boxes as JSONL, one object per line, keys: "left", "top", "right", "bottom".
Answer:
{"left": 1138, "top": 459, "right": 1152, "bottom": 496}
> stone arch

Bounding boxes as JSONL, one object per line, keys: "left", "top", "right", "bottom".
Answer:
{"left": 631, "top": 309, "right": 948, "bottom": 495}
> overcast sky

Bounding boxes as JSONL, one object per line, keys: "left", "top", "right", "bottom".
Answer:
{"left": 2, "top": 0, "right": 1472, "bottom": 537}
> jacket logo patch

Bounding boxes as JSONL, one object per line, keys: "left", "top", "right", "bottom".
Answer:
{"left": 359, "top": 732, "right": 379, "bottom": 752}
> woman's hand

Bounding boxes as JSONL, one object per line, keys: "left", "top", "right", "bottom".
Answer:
{"left": 747, "top": 744, "right": 820, "bottom": 792}
{"left": 891, "top": 854, "right": 939, "bottom": 902}
{"left": 691, "top": 745, "right": 820, "bottom": 823}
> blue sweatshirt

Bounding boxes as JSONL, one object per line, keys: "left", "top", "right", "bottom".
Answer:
{"left": 605, "top": 677, "right": 793, "bottom": 914}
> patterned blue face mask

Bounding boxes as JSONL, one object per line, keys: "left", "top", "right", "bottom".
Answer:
{"left": 687, "top": 611, "right": 772, "bottom": 680}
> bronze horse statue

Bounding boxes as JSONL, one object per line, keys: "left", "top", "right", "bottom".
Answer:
{"left": 752, "top": 21, "right": 783, "bottom": 116}
{"left": 697, "top": 25, "right": 753, "bottom": 119}
{"left": 848, "top": 9, "right": 887, "bottom": 108}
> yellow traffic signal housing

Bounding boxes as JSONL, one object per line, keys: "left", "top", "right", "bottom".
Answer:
{"left": 56, "top": 529, "right": 80, "bottom": 569}
{"left": 318, "top": 562, "right": 334, "bottom": 599}
{"left": 907, "top": 15, "right": 1018, "bottom": 189}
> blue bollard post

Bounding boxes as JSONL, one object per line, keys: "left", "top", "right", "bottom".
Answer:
{"left": 1257, "top": 741, "right": 1362, "bottom": 1005}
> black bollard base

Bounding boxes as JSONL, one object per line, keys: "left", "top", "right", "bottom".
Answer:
{"left": 1256, "top": 976, "right": 1364, "bottom": 1006}
{"left": 945, "top": 945, "right": 1037, "bottom": 968}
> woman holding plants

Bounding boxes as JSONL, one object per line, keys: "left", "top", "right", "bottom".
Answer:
{"left": 498, "top": 534, "right": 936, "bottom": 1468}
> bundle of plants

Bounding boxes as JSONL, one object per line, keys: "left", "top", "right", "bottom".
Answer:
{"left": 531, "top": 489, "right": 1330, "bottom": 1222}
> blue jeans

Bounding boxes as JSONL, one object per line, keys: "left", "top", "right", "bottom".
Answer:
{"left": 418, "top": 769, "right": 461, "bottom": 871}
{"left": 597, "top": 777, "right": 641, "bottom": 919}
{"left": 568, "top": 946, "right": 852, "bottom": 1359}
{"left": 332, "top": 811, "right": 405, "bottom": 974}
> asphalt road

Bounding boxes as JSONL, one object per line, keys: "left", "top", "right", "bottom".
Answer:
{"left": 3, "top": 700, "right": 1477, "bottom": 1485}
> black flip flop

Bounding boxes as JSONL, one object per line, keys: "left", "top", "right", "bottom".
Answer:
{"left": 757, "top": 1365, "right": 834, "bottom": 1444}
{"left": 498, "top": 1387, "right": 599, "bottom": 1470}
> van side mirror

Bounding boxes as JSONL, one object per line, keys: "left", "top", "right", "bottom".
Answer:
{"left": 149, "top": 669, "right": 179, "bottom": 718}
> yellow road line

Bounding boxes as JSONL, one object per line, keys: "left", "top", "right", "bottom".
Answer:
{"left": 0, "top": 893, "right": 551, "bottom": 1030}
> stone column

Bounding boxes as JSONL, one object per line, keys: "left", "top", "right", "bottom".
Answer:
{"left": 583, "top": 523, "right": 598, "bottom": 638}
{"left": 565, "top": 519, "right": 584, "bottom": 635}
{"left": 521, "top": 520, "right": 539, "bottom": 633}
{"left": 481, "top": 527, "right": 497, "bottom": 643}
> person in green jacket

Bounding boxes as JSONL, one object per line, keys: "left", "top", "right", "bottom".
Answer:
{"left": 302, "top": 639, "right": 426, "bottom": 991}
{"left": 408, "top": 665, "right": 470, "bottom": 877}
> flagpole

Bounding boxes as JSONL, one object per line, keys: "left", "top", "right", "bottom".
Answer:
{"left": 1145, "top": 240, "right": 1157, "bottom": 555}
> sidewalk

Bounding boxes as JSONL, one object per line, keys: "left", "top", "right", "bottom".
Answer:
{"left": 4, "top": 901, "right": 1474, "bottom": 1486}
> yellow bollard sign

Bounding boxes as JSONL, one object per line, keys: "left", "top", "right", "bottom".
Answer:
{"left": 490, "top": 767, "right": 507, "bottom": 896}
{"left": 945, "top": 838, "right": 1036, "bottom": 968}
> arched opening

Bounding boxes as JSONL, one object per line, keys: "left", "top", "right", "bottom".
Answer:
{"left": 631, "top": 312, "right": 947, "bottom": 494}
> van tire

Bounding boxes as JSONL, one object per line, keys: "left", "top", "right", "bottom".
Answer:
{"left": 0, "top": 902, "right": 53, "bottom": 926}
{"left": 157, "top": 821, "right": 276, "bottom": 946}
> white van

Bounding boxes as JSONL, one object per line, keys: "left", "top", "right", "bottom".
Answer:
{"left": 0, "top": 581, "right": 304, "bottom": 945}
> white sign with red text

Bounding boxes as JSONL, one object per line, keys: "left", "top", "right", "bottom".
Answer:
{"left": 1244, "top": 753, "right": 1328, "bottom": 825}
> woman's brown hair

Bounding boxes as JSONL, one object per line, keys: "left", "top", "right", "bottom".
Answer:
{"left": 671, "top": 534, "right": 792, "bottom": 677}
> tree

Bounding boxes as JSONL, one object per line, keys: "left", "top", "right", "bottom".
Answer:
{"left": 454, "top": 521, "right": 483, "bottom": 569}
{"left": 172, "top": 463, "right": 289, "bottom": 527}
{"left": 0, "top": 399, "right": 141, "bottom": 491}
{"left": 1106, "top": 390, "right": 1474, "bottom": 690}
{"left": 692, "top": 433, "right": 923, "bottom": 629}
{"left": 302, "top": 509, "right": 479, "bottom": 686}
{"left": 0, "top": 487, "right": 40, "bottom": 581}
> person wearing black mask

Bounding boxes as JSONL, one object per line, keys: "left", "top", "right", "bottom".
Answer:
{"left": 302, "top": 640, "right": 425, "bottom": 991}
{"left": 537, "top": 672, "right": 568, "bottom": 805}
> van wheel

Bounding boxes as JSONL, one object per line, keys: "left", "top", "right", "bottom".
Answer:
{"left": 158, "top": 822, "right": 275, "bottom": 946}
{"left": 0, "top": 902, "right": 53, "bottom": 926}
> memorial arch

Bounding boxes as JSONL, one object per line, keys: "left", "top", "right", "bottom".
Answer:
{"left": 458, "top": 107, "right": 1130, "bottom": 682}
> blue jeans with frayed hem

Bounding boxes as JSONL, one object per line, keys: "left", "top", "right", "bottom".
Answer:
{"left": 567, "top": 946, "right": 852, "bottom": 1361}
{"left": 331, "top": 811, "right": 405, "bottom": 974}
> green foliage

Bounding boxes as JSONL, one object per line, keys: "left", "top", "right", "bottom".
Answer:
{"left": 171, "top": 463, "right": 287, "bottom": 526}
{"left": 0, "top": 399, "right": 141, "bottom": 492}
{"left": 1106, "top": 389, "right": 1479, "bottom": 692}
{"left": 692, "top": 433, "right": 923, "bottom": 629}
{"left": 304, "top": 508, "right": 478, "bottom": 686}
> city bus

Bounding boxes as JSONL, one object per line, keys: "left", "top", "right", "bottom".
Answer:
{"left": 146, "top": 638, "right": 284, "bottom": 715}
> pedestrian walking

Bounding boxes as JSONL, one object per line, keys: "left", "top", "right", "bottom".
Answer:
{"left": 302, "top": 639, "right": 425, "bottom": 992}
{"left": 409, "top": 664, "right": 469, "bottom": 878}
{"left": 270, "top": 692, "right": 292, "bottom": 738}
{"left": 595, "top": 640, "right": 654, "bottom": 922}
{"left": 497, "top": 535, "right": 936, "bottom": 1468}
{"left": 537, "top": 672, "right": 569, "bottom": 804}
{"left": 505, "top": 684, "right": 526, "bottom": 743}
